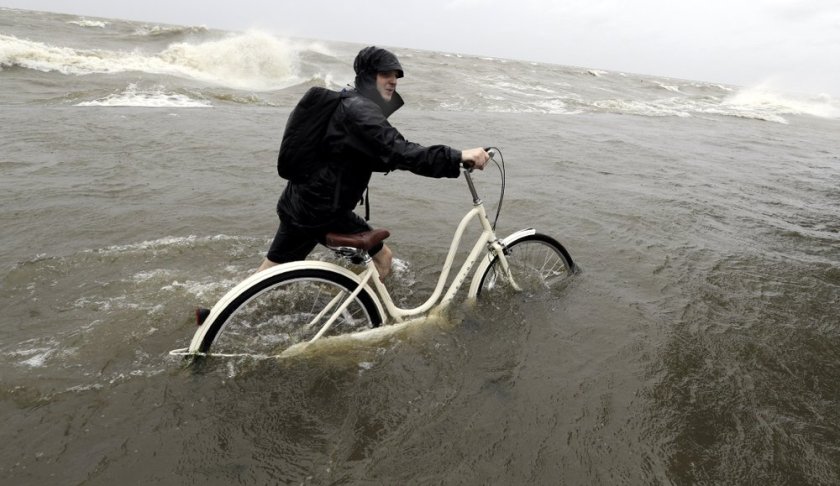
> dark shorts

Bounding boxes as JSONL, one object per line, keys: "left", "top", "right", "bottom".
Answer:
{"left": 266, "top": 211, "right": 383, "bottom": 264}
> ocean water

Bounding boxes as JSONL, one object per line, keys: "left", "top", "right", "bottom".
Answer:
{"left": 2, "top": 7, "right": 839, "bottom": 485}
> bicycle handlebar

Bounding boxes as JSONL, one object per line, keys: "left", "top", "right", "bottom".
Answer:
{"left": 461, "top": 147, "right": 497, "bottom": 171}
{"left": 461, "top": 147, "right": 505, "bottom": 227}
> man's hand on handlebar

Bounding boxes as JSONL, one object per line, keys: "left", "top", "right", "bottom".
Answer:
{"left": 461, "top": 147, "right": 490, "bottom": 170}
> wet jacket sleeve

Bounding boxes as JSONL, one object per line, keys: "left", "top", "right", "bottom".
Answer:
{"left": 341, "top": 97, "right": 462, "bottom": 178}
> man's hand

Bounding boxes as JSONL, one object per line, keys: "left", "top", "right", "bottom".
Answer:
{"left": 461, "top": 147, "right": 490, "bottom": 170}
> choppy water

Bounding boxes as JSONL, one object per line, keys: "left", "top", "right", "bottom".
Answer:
{"left": 2, "top": 7, "right": 839, "bottom": 485}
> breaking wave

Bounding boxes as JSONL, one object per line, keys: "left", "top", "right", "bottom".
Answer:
{"left": 0, "top": 31, "right": 302, "bottom": 91}
{"left": 721, "top": 86, "right": 840, "bottom": 121}
{"left": 3, "top": 19, "right": 837, "bottom": 123}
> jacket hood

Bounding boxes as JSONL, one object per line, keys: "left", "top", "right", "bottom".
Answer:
{"left": 353, "top": 46, "right": 404, "bottom": 117}
{"left": 354, "top": 46, "right": 404, "bottom": 79}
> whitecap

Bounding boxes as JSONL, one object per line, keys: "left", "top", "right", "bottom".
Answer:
{"left": 722, "top": 85, "right": 840, "bottom": 120}
{"left": 90, "top": 234, "right": 255, "bottom": 256}
{"left": 592, "top": 98, "right": 692, "bottom": 118}
{"left": 657, "top": 82, "right": 682, "bottom": 93}
{"left": 132, "top": 24, "right": 208, "bottom": 37}
{"left": 11, "top": 346, "right": 56, "bottom": 368}
{"left": 76, "top": 84, "right": 212, "bottom": 108}
{"left": 67, "top": 19, "right": 108, "bottom": 28}
{"left": 131, "top": 268, "right": 175, "bottom": 283}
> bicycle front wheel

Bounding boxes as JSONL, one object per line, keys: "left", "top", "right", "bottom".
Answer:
{"left": 477, "top": 233, "right": 576, "bottom": 298}
{"left": 197, "top": 268, "right": 382, "bottom": 357}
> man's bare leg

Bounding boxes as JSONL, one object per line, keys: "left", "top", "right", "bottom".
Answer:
{"left": 256, "top": 257, "right": 279, "bottom": 274}
{"left": 257, "top": 245, "right": 392, "bottom": 279}
{"left": 373, "top": 244, "right": 393, "bottom": 281}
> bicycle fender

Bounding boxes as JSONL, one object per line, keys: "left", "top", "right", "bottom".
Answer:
{"left": 466, "top": 228, "right": 536, "bottom": 298}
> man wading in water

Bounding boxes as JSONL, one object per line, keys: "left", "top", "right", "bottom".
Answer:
{"left": 197, "top": 46, "right": 489, "bottom": 324}
{"left": 258, "top": 46, "right": 489, "bottom": 277}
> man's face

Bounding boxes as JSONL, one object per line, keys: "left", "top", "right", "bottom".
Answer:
{"left": 376, "top": 71, "right": 399, "bottom": 102}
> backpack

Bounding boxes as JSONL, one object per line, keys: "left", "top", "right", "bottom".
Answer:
{"left": 277, "top": 87, "right": 342, "bottom": 181}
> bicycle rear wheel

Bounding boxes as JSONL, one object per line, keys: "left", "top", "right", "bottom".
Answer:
{"left": 197, "top": 268, "right": 382, "bottom": 357}
{"left": 477, "top": 233, "right": 576, "bottom": 298}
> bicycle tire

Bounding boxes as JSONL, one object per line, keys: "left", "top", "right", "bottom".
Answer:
{"left": 476, "top": 233, "right": 576, "bottom": 298}
{"left": 197, "top": 268, "right": 382, "bottom": 356}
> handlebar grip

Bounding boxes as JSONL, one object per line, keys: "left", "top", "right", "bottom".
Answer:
{"left": 463, "top": 147, "right": 496, "bottom": 171}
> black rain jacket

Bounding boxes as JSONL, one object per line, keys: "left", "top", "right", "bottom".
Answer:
{"left": 277, "top": 48, "right": 462, "bottom": 228}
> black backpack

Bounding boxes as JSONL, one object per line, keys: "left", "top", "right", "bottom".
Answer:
{"left": 277, "top": 87, "right": 342, "bottom": 181}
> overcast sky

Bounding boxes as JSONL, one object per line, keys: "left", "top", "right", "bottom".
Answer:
{"left": 4, "top": 0, "right": 839, "bottom": 95}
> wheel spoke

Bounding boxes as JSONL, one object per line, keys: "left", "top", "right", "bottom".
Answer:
{"left": 478, "top": 235, "right": 574, "bottom": 298}
{"left": 199, "top": 270, "right": 380, "bottom": 357}
{"left": 303, "top": 290, "right": 345, "bottom": 332}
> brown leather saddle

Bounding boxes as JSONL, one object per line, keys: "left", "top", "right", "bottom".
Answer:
{"left": 325, "top": 229, "right": 390, "bottom": 251}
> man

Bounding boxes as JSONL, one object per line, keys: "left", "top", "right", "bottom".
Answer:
{"left": 257, "top": 46, "right": 489, "bottom": 278}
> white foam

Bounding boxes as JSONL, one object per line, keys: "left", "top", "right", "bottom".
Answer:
{"left": 132, "top": 24, "right": 208, "bottom": 37}
{"left": 493, "top": 80, "right": 556, "bottom": 96}
{"left": 21, "top": 351, "right": 53, "bottom": 367}
{"left": 132, "top": 268, "right": 175, "bottom": 283}
{"left": 158, "top": 31, "right": 300, "bottom": 90}
{"left": 161, "top": 279, "right": 238, "bottom": 300}
{"left": 692, "top": 82, "right": 733, "bottom": 92}
{"left": 67, "top": 19, "right": 108, "bottom": 28}
{"left": 582, "top": 93, "right": 826, "bottom": 123}
{"left": 534, "top": 98, "right": 582, "bottom": 115}
{"left": 91, "top": 234, "right": 254, "bottom": 256}
{"left": 657, "top": 82, "right": 681, "bottom": 93}
{"left": 392, "top": 257, "right": 410, "bottom": 274}
{"left": 722, "top": 85, "right": 840, "bottom": 120}
{"left": 73, "top": 295, "right": 153, "bottom": 312}
{"left": 0, "top": 31, "right": 301, "bottom": 91}
{"left": 76, "top": 83, "right": 211, "bottom": 108}
{"left": 592, "top": 98, "right": 692, "bottom": 118}
{"left": 11, "top": 346, "right": 56, "bottom": 367}
{"left": 66, "top": 383, "right": 105, "bottom": 392}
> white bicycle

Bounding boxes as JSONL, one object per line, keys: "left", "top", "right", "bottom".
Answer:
{"left": 170, "top": 149, "right": 577, "bottom": 359}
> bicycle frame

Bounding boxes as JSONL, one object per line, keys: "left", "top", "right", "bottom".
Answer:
{"left": 370, "top": 202, "right": 502, "bottom": 320}
{"left": 341, "top": 169, "right": 519, "bottom": 325}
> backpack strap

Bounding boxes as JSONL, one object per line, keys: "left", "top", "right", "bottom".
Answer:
{"left": 363, "top": 187, "right": 370, "bottom": 221}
